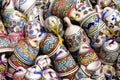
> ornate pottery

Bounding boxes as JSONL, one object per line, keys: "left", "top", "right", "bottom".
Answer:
{"left": 77, "top": 47, "right": 99, "bottom": 67}
{"left": 44, "top": 16, "right": 64, "bottom": 37}
{"left": 42, "top": 68, "right": 60, "bottom": 80}
{"left": 0, "top": 54, "right": 8, "bottom": 79}
{"left": 35, "top": 55, "right": 51, "bottom": 69}
{"left": 53, "top": 49, "right": 79, "bottom": 79}
{"left": 49, "top": 0, "right": 76, "bottom": 18}
{"left": 0, "top": 35, "right": 14, "bottom": 53}
{"left": 6, "top": 10, "right": 27, "bottom": 34}
{"left": 64, "top": 17, "right": 81, "bottom": 52}
{"left": 24, "top": 20, "right": 47, "bottom": 48}
{"left": 25, "top": 65, "right": 43, "bottom": 80}
{"left": 0, "top": 20, "right": 7, "bottom": 34}
{"left": 14, "top": 39, "right": 39, "bottom": 65}
{"left": 99, "top": 40, "right": 120, "bottom": 65}
{"left": 14, "top": 0, "right": 36, "bottom": 13}
{"left": 8, "top": 54, "right": 30, "bottom": 69}
{"left": 39, "top": 33, "right": 60, "bottom": 57}
{"left": 13, "top": 67, "right": 26, "bottom": 80}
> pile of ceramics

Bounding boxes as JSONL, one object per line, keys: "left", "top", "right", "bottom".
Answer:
{"left": 0, "top": 0, "right": 120, "bottom": 80}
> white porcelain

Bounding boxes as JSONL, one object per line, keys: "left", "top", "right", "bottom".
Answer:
{"left": 87, "top": 61, "right": 101, "bottom": 72}
{"left": 79, "top": 43, "right": 90, "bottom": 54}
{"left": 42, "top": 68, "right": 59, "bottom": 80}
{"left": 13, "top": 67, "right": 26, "bottom": 80}
{"left": 25, "top": 65, "right": 42, "bottom": 80}
{"left": 3, "top": 0, "right": 14, "bottom": 10}
{"left": 102, "top": 7, "right": 120, "bottom": 27}
{"left": 35, "top": 55, "right": 51, "bottom": 69}
{"left": 64, "top": 17, "right": 81, "bottom": 52}
{"left": 14, "top": 0, "right": 36, "bottom": 13}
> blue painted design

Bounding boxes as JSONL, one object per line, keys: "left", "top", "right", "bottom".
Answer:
{"left": 54, "top": 56, "right": 75, "bottom": 71}
{"left": 19, "top": 0, "right": 27, "bottom": 5}
{"left": 115, "top": 11, "right": 120, "bottom": 17}
{"left": 102, "top": 9, "right": 109, "bottom": 19}
{"left": 14, "top": 41, "right": 39, "bottom": 64}
{"left": 112, "top": 15, "right": 117, "bottom": 21}
{"left": 0, "top": 38, "right": 11, "bottom": 47}
{"left": 29, "top": 30, "right": 34, "bottom": 35}
{"left": 39, "top": 28, "right": 46, "bottom": 37}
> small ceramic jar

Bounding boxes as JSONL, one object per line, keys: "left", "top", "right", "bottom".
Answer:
{"left": 49, "top": 0, "right": 76, "bottom": 18}
{"left": 25, "top": 65, "right": 43, "bottom": 80}
{"left": 0, "top": 35, "right": 14, "bottom": 53}
{"left": 44, "top": 16, "right": 64, "bottom": 37}
{"left": 14, "top": 39, "right": 39, "bottom": 65}
{"left": 8, "top": 54, "right": 30, "bottom": 69}
{"left": 39, "top": 33, "right": 61, "bottom": 57}
{"left": 53, "top": 49, "right": 79, "bottom": 79}
{"left": 14, "top": 0, "right": 36, "bottom": 13}
{"left": 42, "top": 68, "right": 60, "bottom": 80}
{"left": 35, "top": 55, "right": 51, "bottom": 69}
{"left": 77, "top": 46, "right": 99, "bottom": 67}
{"left": 13, "top": 67, "right": 26, "bottom": 80}
{"left": 99, "top": 40, "right": 119, "bottom": 65}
